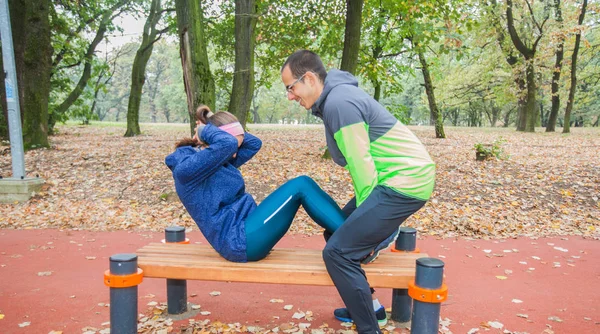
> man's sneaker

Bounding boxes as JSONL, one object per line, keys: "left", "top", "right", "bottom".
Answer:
{"left": 361, "top": 228, "right": 400, "bottom": 264}
{"left": 333, "top": 305, "right": 388, "bottom": 327}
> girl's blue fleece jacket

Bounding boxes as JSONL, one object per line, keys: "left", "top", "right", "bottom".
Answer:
{"left": 165, "top": 124, "right": 262, "bottom": 262}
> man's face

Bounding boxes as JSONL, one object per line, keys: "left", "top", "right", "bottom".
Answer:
{"left": 281, "top": 66, "right": 319, "bottom": 110}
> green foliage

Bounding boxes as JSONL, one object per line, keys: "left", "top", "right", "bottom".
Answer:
{"left": 43, "top": 0, "right": 599, "bottom": 129}
{"left": 474, "top": 137, "right": 509, "bottom": 161}
{"left": 387, "top": 103, "right": 411, "bottom": 124}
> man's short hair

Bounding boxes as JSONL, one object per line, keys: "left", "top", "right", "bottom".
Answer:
{"left": 282, "top": 50, "right": 327, "bottom": 83}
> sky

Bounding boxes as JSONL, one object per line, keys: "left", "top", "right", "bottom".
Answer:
{"left": 102, "top": 14, "right": 146, "bottom": 54}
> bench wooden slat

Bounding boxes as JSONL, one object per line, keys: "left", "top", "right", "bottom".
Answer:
{"left": 137, "top": 243, "right": 426, "bottom": 289}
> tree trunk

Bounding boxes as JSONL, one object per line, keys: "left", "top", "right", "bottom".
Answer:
{"left": 563, "top": 0, "right": 587, "bottom": 134}
{"left": 175, "top": 0, "right": 215, "bottom": 135}
{"left": 492, "top": 104, "right": 500, "bottom": 126}
{"left": 373, "top": 80, "right": 381, "bottom": 102}
{"left": 418, "top": 51, "right": 445, "bottom": 138}
{"left": 340, "top": 0, "right": 363, "bottom": 75}
{"left": 13, "top": 0, "right": 52, "bottom": 149}
{"left": 228, "top": 0, "right": 257, "bottom": 127}
{"left": 89, "top": 70, "right": 106, "bottom": 124}
{"left": 125, "top": 0, "right": 163, "bottom": 137}
{"left": 546, "top": 0, "right": 564, "bottom": 132}
{"left": 0, "top": 45, "right": 8, "bottom": 139}
{"left": 506, "top": 0, "right": 543, "bottom": 133}
{"left": 368, "top": 3, "right": 383, "bottom": 101}
{"left": 523, "top": 61, "right": 537, "bottom": 132}
{"left": 249, "top": 88, "right": 261, "bottom": 123}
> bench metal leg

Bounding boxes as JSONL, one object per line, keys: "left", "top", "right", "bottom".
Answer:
{"left": 105, "top": 254, "right": 141, "bottom": 334}
{"left": 165, "top": 226, "right": 188, "bottom": 314}
{"left": 391, "top": 227, "right": 417, "bottom": 322}
{"left": 410, "top": 258, "right": 446, "bottom": 334}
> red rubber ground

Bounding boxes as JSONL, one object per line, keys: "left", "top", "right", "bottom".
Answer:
{"left": 0, "top": 229, "right": 598, "bottom": 333}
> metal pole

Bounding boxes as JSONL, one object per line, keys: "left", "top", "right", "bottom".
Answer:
{"left": 109, "top": 254, "right": 139, "bottom": 334}
{"left": 165, "top": 226, "right": 188, "bottom": 314}
{"left": 411, "top": 258, "right": 445, "bottom": 334}
{"left": 0, "top": 0, "right": 25, "bottom": 179}
{"left": 391, "top": 227, "right": 417, "bottom": 322}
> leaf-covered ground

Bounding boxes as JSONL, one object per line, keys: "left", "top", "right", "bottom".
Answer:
{"left": 1, "top": 123, "right": 598, "bottom": 239}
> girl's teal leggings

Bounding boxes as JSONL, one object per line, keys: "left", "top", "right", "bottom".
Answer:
{"left": 244, "top": 175, "right": 345, "bottom": 261}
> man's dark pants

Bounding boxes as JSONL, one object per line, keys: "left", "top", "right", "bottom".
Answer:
{"left": 323, "top": 186, "right": 426, "bottom": 333}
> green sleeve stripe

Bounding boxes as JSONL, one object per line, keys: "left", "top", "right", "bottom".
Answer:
{"left": 333, "top": 122, "right": 378, "bottom": 206}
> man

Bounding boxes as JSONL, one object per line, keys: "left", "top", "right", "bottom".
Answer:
{"left": 281, "top": 50, "right": 435, "bottom": 333}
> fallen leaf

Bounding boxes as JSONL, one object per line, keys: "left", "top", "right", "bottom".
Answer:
{"left": 292, "top": 311, "right": 305, "bottom": 319}
{"left": 512, "top": 299, "right": 523, "bottom": 303}
{"left": 209, "top": 291, "right": 221, "bottom": 296}
{"left": 283, "top": 305, "right": 293, "bottom": 310}
{"left": 19, "top": 321, "right": 31, "bottom": 327}
{"left": 548, "top": 316, "right": 563, "bottom": 322}
{"left": 487, "top": 321, "right": 503, "bottom": 329}
{"left": 496, "top": 276, "right": 508, "bottom": 280}
{"left": 37, "top": 271, "right": 52, "bottom": 276}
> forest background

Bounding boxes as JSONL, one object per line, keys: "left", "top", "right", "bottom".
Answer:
{"left": 0, "top": 0, "right": 598, "bottom": 148}
{"left": 1, "top": 0, "right": 598, "bottom": 238}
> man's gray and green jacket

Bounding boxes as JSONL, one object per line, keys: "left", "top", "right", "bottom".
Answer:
{"left": 311, "top": 69, "right": 435, "bottom": 206}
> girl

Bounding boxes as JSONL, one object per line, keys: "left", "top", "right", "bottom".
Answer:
{"left": 165, "top": 106, "right": 345, "bottom": 262}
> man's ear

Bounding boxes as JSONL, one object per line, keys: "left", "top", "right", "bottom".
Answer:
{"left": 305, "top": 71, "right": 318, "bottom": 86}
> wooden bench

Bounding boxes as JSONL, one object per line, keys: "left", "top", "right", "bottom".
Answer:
{"left": 137, "top": 243, "right": 427, "bottom": 288}
{"left": 105, "top": 240, "right": 446, "bottom": 333}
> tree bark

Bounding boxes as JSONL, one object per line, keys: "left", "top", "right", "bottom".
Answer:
{"left": 368, "top": 3, "right": 384, "bottom": 101}
{"left": 523, "top": 61, "right": 537, "bottom": 132}
{"left": 546, "top": 0, "right": 564, "bottom": 132}
{"left": 506, "top": 0, "right": 544, "bottom": 132}
{"left": 12, "top": 0, "right": 52, "bottom": 148}
{"left": 340, "top": 0, "right": 363, "bottom": 75}
{"left": 227, "top": 0, "right": 257, "bottom": 127}
{"left": 249, "top": 88, "right": 261, "bottom": 123}
{"left": 418, "top": 51, "right": 445, "bottom": 138}
{"left": 563, "top": 0, "right": 587, "bottom": 134}
{"left": 125, "top": 0, "right": 163, "bottom": 137}
{"left": 0, "top": 45, "right": 7, "bottom": 139}
{"left": 488, "top": 0, "right": 526, "bottom": 131}
{"left": 175, "top": 0, "right": 215, "bottom": 135}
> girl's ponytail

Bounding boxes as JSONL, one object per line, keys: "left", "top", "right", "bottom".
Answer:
{"left": 195, "top": 105, "right": 213, "bottom": 124}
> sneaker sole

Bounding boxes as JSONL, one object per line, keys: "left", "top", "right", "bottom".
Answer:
{"left": 334, "top": 315, "right": 388, "bottom": 328}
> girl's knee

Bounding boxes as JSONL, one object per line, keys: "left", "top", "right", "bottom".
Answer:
{"left": 287, "top": 175, "right": 314, "bottom": 190}
{"left": 294, "top": 175, "right": 313, "bottom": 184}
